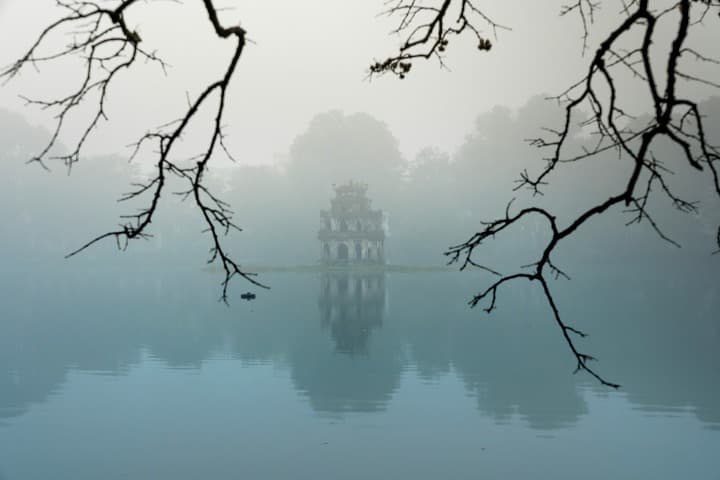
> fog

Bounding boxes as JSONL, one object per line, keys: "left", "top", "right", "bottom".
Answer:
{"left": 2, "top": 94, "right": 718, "bottom": 267}
{"left": 2, "top": 0, "right": 717, "bottom": 165}
{"left": 1, "top": 1, "right": 720, "bottom": 479}
{"left": 1, "top": 0, "right": 718, "bottom": 269}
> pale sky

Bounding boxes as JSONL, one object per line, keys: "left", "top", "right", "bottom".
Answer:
{"left": 1, "top": 0, "right": 718, "bottom": 167}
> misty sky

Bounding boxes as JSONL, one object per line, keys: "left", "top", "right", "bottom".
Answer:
{"left": 1, "top": 1, "right": 719, "bottom": 172}
{"left": 1, "top": 6, "right": 719, "bottom": 477}
{"left": 1, "top": 0, "right": 716, "bottom": 170}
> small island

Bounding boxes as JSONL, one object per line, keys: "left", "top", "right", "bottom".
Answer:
{"left": 203, "top": 182, "right": 453, "bottom": 274}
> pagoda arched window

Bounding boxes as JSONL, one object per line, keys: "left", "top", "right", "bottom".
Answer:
{"left": 338, "top": 243, "right": 349, "bottom": 261}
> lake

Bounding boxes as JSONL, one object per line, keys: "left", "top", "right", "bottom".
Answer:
{"left": 1, "top": 261, "right": 719, "bottom": 479}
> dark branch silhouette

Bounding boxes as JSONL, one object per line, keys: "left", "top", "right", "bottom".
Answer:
{"left": 4, "top": 0, "right": 720, "bottom": 384}
{"left": 377, "top": 0, "right": 720, "bottom": 388}
{"left": 370, "top": 0, "right": 507, "bottom": 78}
{"left": 2, "top": 0, "right": 268, "bottom": 301}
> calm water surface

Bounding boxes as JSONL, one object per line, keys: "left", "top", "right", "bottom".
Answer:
{"left": 1, "top": 262, "right": 719, "bottom": 479}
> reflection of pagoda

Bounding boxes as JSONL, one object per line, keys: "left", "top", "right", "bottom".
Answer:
{"left": 318, "top": 182, "right": 386, "bottom": 265}
{"left": 319, "top": 272, "right": 386, "bottom": 354}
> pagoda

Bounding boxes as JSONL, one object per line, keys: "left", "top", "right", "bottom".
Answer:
{"left": 318, "top": 182, "right": 386, "bottom": 265}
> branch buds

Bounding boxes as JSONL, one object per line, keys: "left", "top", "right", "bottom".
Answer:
{"left": 129, "top": 30, "right": 142, "bottom": 44}
{"left": 438, "top": 38, "right": 449, "bottom": 52}
{"left": 369, "top": 59, "right": 412, "bottom": 79}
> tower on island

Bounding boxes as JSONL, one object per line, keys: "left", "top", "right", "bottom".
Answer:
{"left": 318, "top": 182, "right": 386, "bottom": 265}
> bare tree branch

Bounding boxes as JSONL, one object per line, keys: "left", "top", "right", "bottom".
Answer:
{"left": 369, "top": 0, "right": 508, "bottom": 78}
{"left": 5, "top": 0, "right": 719, "bottom": 382}
{"left": 2, "top": 0, "right": 268, "bottom": 301}
{"left": 378, "top": 0, "right": 720, "bottom": 387}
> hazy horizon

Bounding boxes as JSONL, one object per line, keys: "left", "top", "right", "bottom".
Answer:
{"left": 1, "top": 2, "right": 719, "bottom": 479}
{"left": 2, "top": 0, "right": 718, "bottom": 169}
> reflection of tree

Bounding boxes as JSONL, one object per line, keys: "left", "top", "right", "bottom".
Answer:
{"left": 0, "top": 272, "right": 142, "bottom": 421}
{"left": 286, "top": 271, "right": 401, "bottom": 414}
{"left": 318, "top": 272, "right": 386, "bottom": 354}
{"left": 1, "top": 268, "right": 718, "bottom": 429}
{"left": 392, "top": 275, "right": 588, "bottom": 430}
{"left": 287, "top": 330, "right": 403, "bottom": 414}
{"left": 450, "top": 310, "right": 589, "bottom": 430}
{"left": 573, "top": 264, "right": 720, "bottom": 428}
{"left": 0, "top": 269, "right": 223, "bottom": 421}
{"left": 0, "top": 355, "right": 66, "bottom": 422}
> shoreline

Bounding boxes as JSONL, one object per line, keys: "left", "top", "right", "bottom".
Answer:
{"left": 201, "top": 264, "right": 457, "bottom": 274}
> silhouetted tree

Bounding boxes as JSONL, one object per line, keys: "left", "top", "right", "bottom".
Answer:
{"left": 3, "top": 0, "right": 720, "bottom": 386}
{"left": 374, "top": 0, "right": 720, "bottom": 387}
{"left": 287, "top": 111, "right": 404, "bottom": 196}
{"left": 2, "top": 0, "right": 264, "bottom": 301}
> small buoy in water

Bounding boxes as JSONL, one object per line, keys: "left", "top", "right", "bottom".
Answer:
{"left": 240, "top": 292, "right": 256, "bottom": 301}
